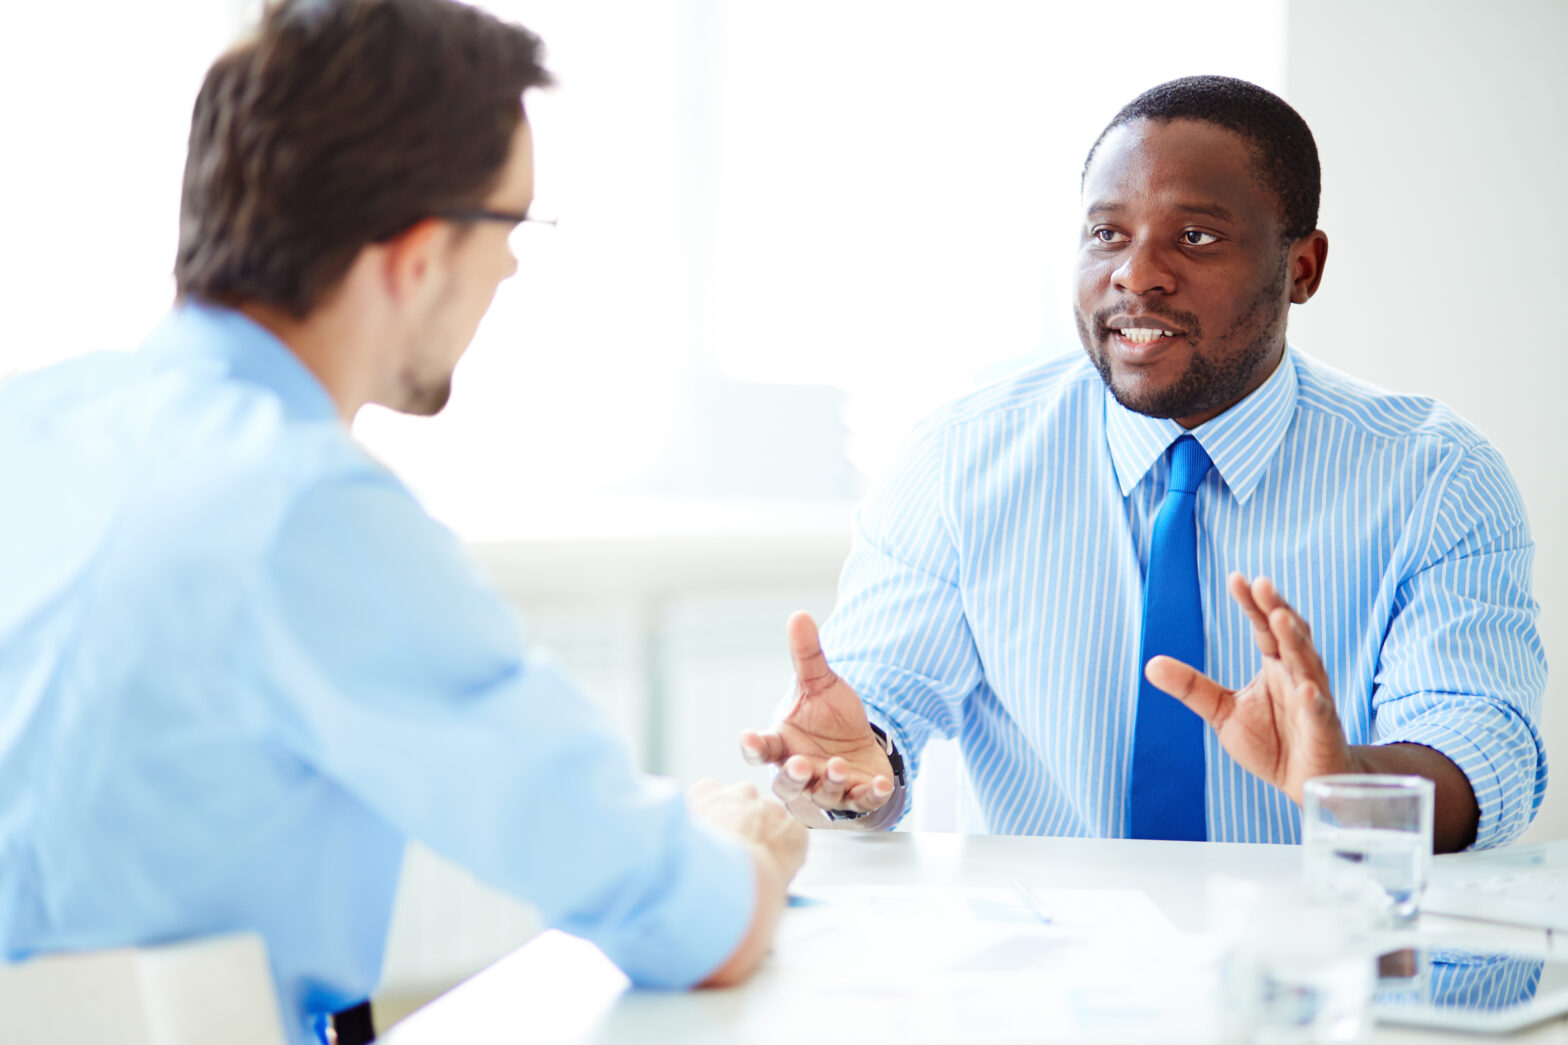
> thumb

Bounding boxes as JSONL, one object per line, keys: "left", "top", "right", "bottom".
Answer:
{"left": 1144, "top": 654, "right": 1235, "bottom": 725}
{"left": 786, "top": 611, "right": 836, "bottom": 696}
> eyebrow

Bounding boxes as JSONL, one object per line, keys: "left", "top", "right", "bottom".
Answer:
{"left": 1175, "top": 202, "right": 1236, "bottom": 223}
{"left": 1083, "top": 200, "right": 1238, "bottom": 223}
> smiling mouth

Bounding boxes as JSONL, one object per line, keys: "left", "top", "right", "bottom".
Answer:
{"left": 1113, "top": 327, "right": 1182, "bottom": 343}
{"left": 1088, "top": 305, "right": 1200, "bottom": 348}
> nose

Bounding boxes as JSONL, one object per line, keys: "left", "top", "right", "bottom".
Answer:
{"left": 1112, "top": 238, "right": 1177, "bottom": 297}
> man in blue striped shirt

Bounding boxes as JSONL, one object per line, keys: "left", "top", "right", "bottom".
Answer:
{"left": 742, "top": 76, "right": 1546, "bottom": 853}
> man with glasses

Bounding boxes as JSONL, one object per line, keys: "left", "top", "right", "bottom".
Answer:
{"left": 0, "top": 2, "right": 805, "bottom": 1043}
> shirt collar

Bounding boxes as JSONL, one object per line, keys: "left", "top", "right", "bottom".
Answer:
{"left": 141, "top": 300, "right": 341, "bottom": 424}
{"left": 1103, "top": 346, "right": 1298, "bottom": 504}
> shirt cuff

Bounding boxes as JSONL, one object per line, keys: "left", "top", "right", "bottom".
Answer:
{"left": 1373, "top": 720, "right": 1525, "bottom": 851}
{"left": 593, "top": 820, "right": 755, "bottom": 989}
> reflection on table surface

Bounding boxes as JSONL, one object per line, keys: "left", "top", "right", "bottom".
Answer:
{"left": 1378, "top": 946, "right": 1548, "bottom": 1012}
{"left": 383, "top": 832, "right": 1568, "bottom": 1045}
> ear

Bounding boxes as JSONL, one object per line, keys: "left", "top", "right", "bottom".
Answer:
{"left": 1288, "top": 230, "right": 1329, "bottom": 304}
{"left": 380, "top": 218, "right": 451, "bottom": 304}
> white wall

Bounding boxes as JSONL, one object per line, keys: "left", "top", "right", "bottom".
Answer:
{"left": 1285, "top": 0, "right": 1567, "bottom": 841}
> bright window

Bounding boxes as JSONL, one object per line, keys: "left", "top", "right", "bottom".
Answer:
{"left": 4, "top": 1, "right": 1285, "bottom": 539}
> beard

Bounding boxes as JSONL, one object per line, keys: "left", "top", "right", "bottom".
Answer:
{"left": 394, "top": 277, "right": 460, "bottom": 417}
{"left": 1076, "top": 254, "right": 1288, "bottom": 421}
{"left": 398, "top": 370, "right": 453, "bottom": 416}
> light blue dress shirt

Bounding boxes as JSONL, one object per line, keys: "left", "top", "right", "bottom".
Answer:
{"left": 824, "top": 348, "right": 1546, "bottom": 848}
{"left": 0, "top": 303, "right": 754, "bottom": 1043}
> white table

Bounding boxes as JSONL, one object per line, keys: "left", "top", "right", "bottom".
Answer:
{"left": 383, "top": 832, "right": 1568, "bottom": 1044}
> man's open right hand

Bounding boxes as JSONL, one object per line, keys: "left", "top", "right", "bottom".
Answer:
{"left": 738, "top": 612, "right": 897, "bottom": 828}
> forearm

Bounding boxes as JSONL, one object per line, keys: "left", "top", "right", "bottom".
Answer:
{"left": 1348, "top": 742, "right": 1479, "bottom": 853}
{"left": 698, "top": 845, "right": 789, "bottom": 987}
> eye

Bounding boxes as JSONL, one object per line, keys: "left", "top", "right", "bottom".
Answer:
{"left": 1091, "top": 227, "right": 1127, "bottom": 244}
{"left": 1181, "top": 229, "right": 1219, "bottom": 246}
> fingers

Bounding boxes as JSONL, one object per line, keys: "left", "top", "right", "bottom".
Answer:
{"left": 1269, "top": 605, "right": 1330, "bottom": 694}
{"left": 1252, "top": 576, "right": 1311, "bottom": 641}
{"left": 1228, "top": 571, "right": 1278, "bottom": 658}
{"left": 687, "top": 777, "right": 722, "bottom": 801}
{"left": 1144, "top": 655, "right": 1235, "bottom": 728}
{"left": 688, "top": 778, "right": 759, "bottom": 801}
{"left": 786, "top": 611, "right": 836, "bottom": 697}
{"left": 838, "top": 776, "right": 895, "bottom": 813}
{"left": 771, "top": 755, "right": 816, "bottom": 806}
{"left": 813, "top": 757, "right": 852, "bottom": 807}
{"left": 1293, "top": 679, "right": 1331, "bottom": 733}
{"left": 1226, "top": 572, "right": 1339, "bottom": 722}
{"left": 808, "top": 757, "right": 892, "bottom": 813}
{"left": 1287, "top": 679, "right": 1353, "bottom": 801}
{"left": 768, "top": 753, "right": 892, "bottom": 815}
{"left": 1230, "top": 573, "right": 1319, "bottom": 665}
{"left": 739, "top": 730, "right": 789, "bottom": 766}
{"left": 1232, "top": 573, "right": 1331, "bottom": 702}
{"left": 1291, "top": 678, "right": 1346, "bottom": 755}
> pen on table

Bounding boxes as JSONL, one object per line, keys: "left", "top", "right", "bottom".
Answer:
{"left": 1013, "top": 880, "right": 1053, "bottom": 924}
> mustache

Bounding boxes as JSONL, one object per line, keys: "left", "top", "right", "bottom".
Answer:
{"left": 1092, "top": 303, "right": 1203, "bottom": 338}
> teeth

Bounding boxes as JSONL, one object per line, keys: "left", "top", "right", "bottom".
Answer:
{"left": 1118, "top": 328, "right": 1175, "bottom": 342}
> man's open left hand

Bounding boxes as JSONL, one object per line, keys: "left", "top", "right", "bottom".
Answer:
{"left": 1143, "top": 572, "right": 1360, "bottom": 805}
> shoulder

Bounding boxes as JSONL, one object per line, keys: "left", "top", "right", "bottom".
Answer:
{"left": 21, "top": 345, "right": 392, "bottom": 560}
{"left": 1290, "top": 351, "right": 1489, "bottom": 453}
{"left": 913, "top": 352, "right": 1102, "bottom": 442}
{"left": 1288, "top": 351, "right": 1526, "bottom": 526}
{"left": 867, "top": 353, "right": 1102, "bottom": 514}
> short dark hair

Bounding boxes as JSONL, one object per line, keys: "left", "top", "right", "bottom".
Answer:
{"left": 1083, "top": 75, "right": 1320, "bottom": 242}
{"left": 175, "top": 0, "right": 553, "bottom": 318}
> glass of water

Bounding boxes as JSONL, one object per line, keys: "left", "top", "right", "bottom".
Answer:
{"left": 1303, "top": 774, "right": 1435, "bottom": 928}
{"left": 1209, "top": 876, "right": 1376, "bottom": 1044}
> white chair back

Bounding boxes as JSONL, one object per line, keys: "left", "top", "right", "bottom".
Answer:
{"left": 0, "top": 933, "right": 288, "bottom": 1045}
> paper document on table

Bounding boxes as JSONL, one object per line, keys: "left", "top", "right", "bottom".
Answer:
{"left": 775, "top": 884, "right": 1178, "bottom": 977}
{"left": 761, "top": 885, "right": 1222, "bottom": 1043}
{"left": 783, "top": 883, "right": 1175, "bottom": 938}
{"left": 1013, "top": 884, "right": 1177, "bottom": 935}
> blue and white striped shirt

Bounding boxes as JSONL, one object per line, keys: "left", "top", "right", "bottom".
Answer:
{"left": 0, "top": 304, "right": 755, "bottom": 1044}
{"left": 822, "top": 348, "right": 1547, "bottom": 848}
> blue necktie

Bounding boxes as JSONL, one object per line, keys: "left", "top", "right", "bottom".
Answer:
{"left": 1129, "top": 435, "right": 1213, "bottom": 841}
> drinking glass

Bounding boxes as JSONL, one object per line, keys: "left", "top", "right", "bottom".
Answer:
{"left": 1208, "top": 876, "right": 1376, "bottom": 1044}
{"left": 1303, "top": 774, "right": 1435, "bottom": 929}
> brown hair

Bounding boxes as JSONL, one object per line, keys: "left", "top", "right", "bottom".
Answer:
{"left": 175, "top": 0, "right": 553, "bottom": 318}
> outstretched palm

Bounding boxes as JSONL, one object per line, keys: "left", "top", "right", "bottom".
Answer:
{"left": 740, "top": 613, "right": 896, "bottom": 823}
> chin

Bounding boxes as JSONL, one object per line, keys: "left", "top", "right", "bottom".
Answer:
{"left": 397, "top": 379, "right": 453, "bottom": 417}
{"left": 1101, "top": 360, "right": 1213, "bottom": 421}
{"left": 1108, "top": 383, "right": 1184, "bottom": 420}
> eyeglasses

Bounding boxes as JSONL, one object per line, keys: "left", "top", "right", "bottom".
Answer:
{"left": 434, "top": 208, "right": 557, "bottom": 253}
{"left": 373, "top": 209, "right": 558, "bottom": 250}
{"left": 434, "top": 208, "right": 557, "bottom": 228}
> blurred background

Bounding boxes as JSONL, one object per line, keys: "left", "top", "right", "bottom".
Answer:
{"left": 2, "top": 0, "right": 1562, "bottom": 1024}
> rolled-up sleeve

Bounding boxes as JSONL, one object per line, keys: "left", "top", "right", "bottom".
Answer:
{"left": 254, "top": 466, "right": 753, "bottom": 987}
{"left": 821, "top": 417, "right": 982, "bottom": 811}
{"left": 1372, "top": 444, "right": 1548, "bottom": 849}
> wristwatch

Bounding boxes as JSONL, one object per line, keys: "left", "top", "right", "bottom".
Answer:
{"left": 823, "top": 724, "right": 906, "bottom": 821}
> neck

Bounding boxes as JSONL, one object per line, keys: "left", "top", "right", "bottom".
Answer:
{"left": 237, "top": 294, "right": 381, "bottom": 425}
